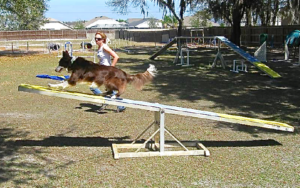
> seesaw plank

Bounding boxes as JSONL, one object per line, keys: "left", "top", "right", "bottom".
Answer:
{"left": 216, "top": 36, "right": 281, "bottom": 78}
{"left": 18, "top": 84, "right": 294, "bottom": 132}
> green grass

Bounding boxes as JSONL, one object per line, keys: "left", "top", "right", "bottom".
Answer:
{"left": 0, "top": 45, "right": 299, "bottom": 187}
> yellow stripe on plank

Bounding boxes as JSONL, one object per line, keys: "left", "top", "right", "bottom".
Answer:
{"left": 253, "top": 62, "right": 281, "bottom": 78}
{"left": 19, "top": 84, "right": 106, "bottom": 100}
{"left": 219, "top": 113, "right": 293, "bottom": 129}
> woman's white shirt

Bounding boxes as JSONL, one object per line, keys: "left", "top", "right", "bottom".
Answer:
{"left": 97, "top": 44, "right": 111, "bottom": 66}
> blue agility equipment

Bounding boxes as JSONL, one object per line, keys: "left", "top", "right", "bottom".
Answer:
{"left": 215, "top": 36, "right": 281, "bottom": 78}
{"left": 285, "top": 30, "right": 300, "bottom": 47}
{"left": 36, "top": 74, "right": 70, "bottom": 81}
{"left": 284, "top": 30, "right": 300, "bottom": 63}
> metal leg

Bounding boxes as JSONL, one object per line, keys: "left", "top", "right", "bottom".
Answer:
{"left": 112, "top": 108, "right": 209, "bottom": 159}
{"left": 159, "top": 109, "right": 165, "bottom": 154}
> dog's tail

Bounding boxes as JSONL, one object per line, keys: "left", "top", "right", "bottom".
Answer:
{"left": 127, "top": 64, "right": 157, "bottom": 90}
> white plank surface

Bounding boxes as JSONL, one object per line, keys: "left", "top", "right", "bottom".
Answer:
{"left": 18, "top": 84, "right": 294, "bottom": 132}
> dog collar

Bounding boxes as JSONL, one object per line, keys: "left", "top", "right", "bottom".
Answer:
{"left": 71, "top": 56, "right": 77, "bottom": 64}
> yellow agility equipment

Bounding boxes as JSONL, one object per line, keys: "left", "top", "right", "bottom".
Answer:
{"left": 18, "top": 84, "right": 294, "bottom": 159}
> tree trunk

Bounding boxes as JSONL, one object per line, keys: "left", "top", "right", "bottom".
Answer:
{"left": 177, "top": 19, "right": 183, "bottom": 36}
{"left": 230, "top": 16, "right": 242, "bottom": 46}
{"left": 230, "top": 7, "right": 243, "bottom": 46}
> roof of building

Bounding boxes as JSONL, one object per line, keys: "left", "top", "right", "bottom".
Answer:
{"left": 128, "top": 18, "right": 162, "bottom": 28}
{"left": 40, "top": 18, "right": 72, "bottom": 30}
{"left": 84, "top": 16, "right": 127, "bottom": 29}
{"left": 84, "top": 16, "right": 111, "bottom": 27}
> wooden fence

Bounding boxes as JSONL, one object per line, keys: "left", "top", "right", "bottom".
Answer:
{"left": 117, "top": 25, "right": 300, "bottom": 47}
{"left": 0, "top": 30, "right": 87, "bottom": 41}
{"left": 205, "top": 25, "right": 300, "bottom": 46}
{"left": 1, "top": 25, "right": 300, "bottom": 46}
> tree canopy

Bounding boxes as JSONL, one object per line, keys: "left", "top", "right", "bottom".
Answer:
{"left": 0, "top": 0, "right": 48, "bottom": 30}
{"left": 199, "top": 0, "right": 300, "bottom": 45}
{"left": 161, "top": 15, "right": 178, "bottom": 28}
{"left": 107, "top": 0, "right": 300, "bottom": 46}
{"left": 106, "top": 0, "right": 197, "bottom": 36}
{"left": 197, "top": 0, "right": 255, "bottom": 46}
{"left": 189, "top": 10, "right": 212, "bottom": 27}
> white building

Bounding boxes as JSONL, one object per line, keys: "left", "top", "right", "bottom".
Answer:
{"left": 127, "top": 18, "right": 162, "bottom": 29}
{"left": 40, "top": 18, "right": 72, "bottom": 30}
{"left": 85, "top": 16, "right": 127, "bottom": 29}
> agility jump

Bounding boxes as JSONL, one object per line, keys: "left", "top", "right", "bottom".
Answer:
{"left": 18, "top": 84, "right": 293, "bottom": 159}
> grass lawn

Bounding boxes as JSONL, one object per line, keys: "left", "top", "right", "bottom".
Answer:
{"left": 0, "top": 44, "right": 299, "bottom": 187}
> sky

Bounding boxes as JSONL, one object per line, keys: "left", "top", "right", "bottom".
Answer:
{"left": 45, "top": 0, "right": 183, "bottom": 22}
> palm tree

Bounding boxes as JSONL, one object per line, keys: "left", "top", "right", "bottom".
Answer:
{"left": 161, "top": 15, "right": 178, "bottom": 28}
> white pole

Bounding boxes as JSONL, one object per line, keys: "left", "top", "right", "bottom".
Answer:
{"left": 159, "top": 109, "right": 165, "bottom": 154}
{"left": 284, "top": 43, "right": 289, "bottom": 60}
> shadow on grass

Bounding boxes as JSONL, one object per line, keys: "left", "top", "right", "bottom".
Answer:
{"left": 11, "top": 135, "right": 131, "bottom": 147}
{"left": 0, "top": 125, "right": 57, "bottom": 187}
{"left": 0, "top": 50, "right": 42, "bottom": 57}
{"left": 116, "top": 47, "right": 300, "bottom": 132}
{"left": 11, "top": 136, "right": 280, "bottom": 148}
{"left": 0, "top": 122, "right": 85, "bottom": 187}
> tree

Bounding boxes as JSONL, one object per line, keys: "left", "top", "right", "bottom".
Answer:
{"left": 281, "top": 0, "right": 300, "bottom": 24}
{"left": 106, "top": 0, "right": 197, "bottom": 36}
{"left": 117, "top": 19, "right": 127, "bottom": 23}
{"left": 148, "top": 17, "right": 160, "bottom": 28}
{"left": 190, "top": 10, "right": 212, "bottom": 27}
{"left": 0, "top": 10, "right": 18, "bottom": 30}
{"left": 0, "top": 0, "right": 48, "bottom": 30}
{"left": 250, "top": 0, "right": 285, "bottom": 26}
{"left": 161, "top": 15, "right": 178, "bottom": 28}
{"left": 73, "top": 21, "right": 85, "bottom": 30}
{"left": 198, "top": 0, "right": 257, "bottom": 46}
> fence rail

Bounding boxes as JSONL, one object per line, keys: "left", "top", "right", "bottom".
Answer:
{"left": 0, "top": 30, "right": 87, "bottom": 41}
{"left": 1, "top": 25, "right": 300, "bottom": 47}
{"left": 117, "top": 25, "right": 300, "bottom": 47}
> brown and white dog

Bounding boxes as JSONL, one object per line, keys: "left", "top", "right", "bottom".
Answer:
{"left": 48, "top": 51, "right": 157, "bottom": 98}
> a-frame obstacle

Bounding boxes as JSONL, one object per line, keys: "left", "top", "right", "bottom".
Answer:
{"left": 18, "top": 84, "right": 294, "bottom": 159}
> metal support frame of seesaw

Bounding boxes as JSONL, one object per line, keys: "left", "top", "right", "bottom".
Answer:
{"left": 18, "top": 84, "right": 294, "bottom": 159}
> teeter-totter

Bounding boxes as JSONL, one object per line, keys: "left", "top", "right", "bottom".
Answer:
{"left": 18, "top": 84, "right": 294, "bottom": 159}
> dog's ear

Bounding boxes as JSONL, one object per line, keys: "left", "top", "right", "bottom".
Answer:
{"left": 62, "top": 51, "right": 70, "bottom": 58}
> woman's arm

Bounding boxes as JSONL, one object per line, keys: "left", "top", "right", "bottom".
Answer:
{"left": 103, "top": 45, "right": 119, "bottom": 66}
